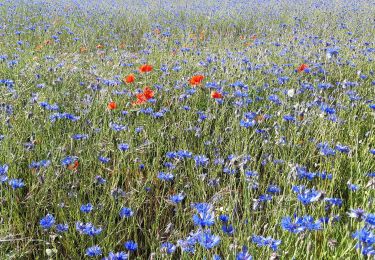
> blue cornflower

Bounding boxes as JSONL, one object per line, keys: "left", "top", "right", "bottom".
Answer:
{"left": 324, "top": 198, "right": 343, "bottom": 207}
{"left": 71, "top": 134, "right": 88, "bottom": 140}
{"left": 197, "top": 111, "right": 207, "bottom": 122}
{"left": 56, "top": 223, "right": 69, "bottom": 233}
{"left": 326, "top": 47, "right": 339, "bottom": 59}
{"left": 75, "top": 222, "right": 102, "bottom": 236}
{"left": 152, "top": 111, "right": 165, "bottom": 118}
{"left": 170, "top": 193, "right": 185, "bottom": 204}
{"left": 223, "top": 167, "right": 237, "bottom": 175}
{"left": 240, "top": 119, "right": 255, "bottom": 128}
{"left": 157, "top": 172, "right": 174, "bottom": 182}
{"left": 296, "top": 188, "right": 322, "bottom": 205}
{"left": 278, "top": 76, "right": 289, "bottom": 85}
{"left": 103, "top": 251, "right": 128, "bottom": 260}
{"left": 365, "top": 214, "right": 375, "bottom": 226}
{"left": 317, "top": 143, "right": 336, "bottom": 156}
{"left": 164, "top": 162, "right": 175, "bottom": 169}
{"left": 219, "top": 214, "right": 229, "bottom": 223}
{"left": 222, "top": 224, "right": 234, "bottom": 235}
{"left": 0, "top": 164, "right": 9, "bottom": 183}
{"left": 267, "top": 185, "right": 281, "bottom": 194}
{"left": 320, "top": 104, "right": 336, "bottom": 114}
{"left": 245, "top": 171, "right": 258, "bottom": 178}
{"left": 39, "top": 101, "right": 59, "bottom": 111}
{"left": 135, "top": 126, "right": 143, "bottom": 133}
{"left": 347, "top": 208, "right": 366, "bottom": 220}
{"left": 177, "top": 232, "right": 198, "bottom": 254}
{"left": 95, "top": 175, "right": 106, "bottom": 184}
{"left": 296, "top": 168, "right": 327, "bottom": 181}
{"left": 348, "top": 183, "right": 359, "bottom": 191}
{"left": 40, "top": 214, "right": 55, "bottom": 229}
{"left": 166, "top": 152, "right": 177, "bottom": 159}
{"left": 236, "top": 245, "right": 252, "bottom": 260}
{"left": 61, "top": 156, "right": 78, "bottom": 166}
{"left": 177, "top": 150, "right": 192, "bottom": 159}
{"left": 194, "top": 155, "right": 209, "bottom": 167}
{"left": 197, "top": 229, "right": 220, "bottom": 249}
{"left": 352, "top": 228, "right": 375, "bottom": 256}
{"left": 86, "top": 245, "right": 102, "bottom": 257}
{"left": 160, "top": 242, "right": 176, "bottom": 254}
{"left": 317, "top": 171, "right": 332, "bottom": 180}
{"left": 8, "top": 178, "right": 25, "bottom": 189}
{"left": 110, "top": 123, "right": 127, "bottom": 132}
{"left": 258, "top": 194, "right": 273, "bottom": 202}
{"left": 98, "top": 156, "right": 110, "bottom": 163}
{"left": 243, "top": 112, "right": 256, "bottom": 121}
{"left": 29, "top": 160, "right": 51, "bottom": 169}
{"left": 335, "top": 144, "right": 350, "bottom": 154}
{"left": 80, "top": 203, "right": 94, "bottom": 213}
{"left": 119, "top": 207, "right": 134, "bottom": 218}
{"left": 49, "top": 112, "right": 80, "bottom": 122}
{"left": 124, "top": 240, "right": 137, "bottom": 251}
{"left": 283, "top": 115, "right": 295, "bottom": 121}
{"left": 192, "top": 203, "right": 215, "bottom": 227}
{"left": 317, "top": 83, "right": 333, "bottom": 90}
{"left": 281, "top": 215, "right": 322, "bottom": 233}
{"left": 268, "top": 94, "right": 281, "bottom": 105}
{"left": 251, "top": 235, "right": 281, "bottom": 251}
{"left": 118, "top": 143, "right": 129, "bottom": 151}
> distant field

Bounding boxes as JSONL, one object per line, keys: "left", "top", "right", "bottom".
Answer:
{"left": 0, "top": 0, "right": 374, "bottom": 259}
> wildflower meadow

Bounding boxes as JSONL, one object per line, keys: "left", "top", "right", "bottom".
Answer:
{"left": 0, "top": 0, "right": 374, "bottom": 259}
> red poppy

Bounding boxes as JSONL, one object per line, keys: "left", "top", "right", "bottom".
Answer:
{"left": 67, "top": 160, "right": 79, "bottom": 171}
{"left": 133, "top": 94, "right": 147, "bottom": 105}
{"left": 139, "top": 64, "right": 153, "bottom": 73}
{"left": 119, "top": 43, "right": 126, "bottom": 49}
{"left": 124, "top": 74, "right": 135, "bottom": 84}
{"left": 80, "top": 46, "right": 88, "bottom": 53}
{"left": 189, "top": 75, "right": 204, "bottom": 86}
{"left": 297, "top": 63, "right": 309, "bottom": 73}
{"left": 44, "top": 40, "right": 52, "bottom": 46}
{"left": 107, "top": 101, "right": 117, "bottom": 110}
{"left": 211, "top": 91, "right": 223, "bottom": 99}
{"left": 154, "top": 28, "right": 161, "bottom": 35}
{"left": 132, "top": 87, "right": 154, "bottom": 106}
{"left": 143, "top": 86, "right": 154, "bottom": 99}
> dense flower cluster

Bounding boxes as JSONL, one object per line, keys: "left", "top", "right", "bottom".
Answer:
{"left": 1, "top": 0, "right": 374, "bottom": 258}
